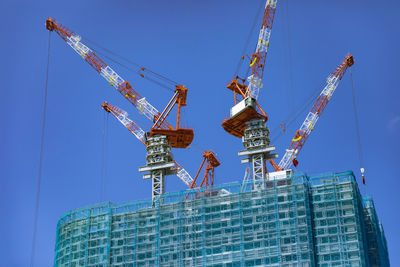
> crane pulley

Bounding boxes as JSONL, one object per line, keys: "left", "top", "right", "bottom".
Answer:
{"left": 46, "top": 17, "right": 193, "bottom": 148}
{"left": 278, "top": 54, "right": 354, "bottom": 170}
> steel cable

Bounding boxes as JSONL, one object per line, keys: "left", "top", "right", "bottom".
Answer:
{"left": 89, "top": 47, "right": 175, "bottom": 93}
{"left": 350, "top": 68, "right": 365, "bottom": 184}
{"left": 82, "top": 37, "right": 179, "bottom": 87}
{"left": 30, "top": 31, "right": 51, "bottom": 267}
{"left": 234, "top": 0, "right": 265, "bottom": 77}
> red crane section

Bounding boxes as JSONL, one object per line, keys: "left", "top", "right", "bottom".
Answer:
{"left": 186, "top": 151, "right": 220, "bottom": 199}
{"left": 149, "top": 85, "right": 193, "bottom": 148}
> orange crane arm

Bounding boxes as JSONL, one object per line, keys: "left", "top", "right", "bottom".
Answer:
{"left": 185, "top": 150, "right": 220, "bottom": 199}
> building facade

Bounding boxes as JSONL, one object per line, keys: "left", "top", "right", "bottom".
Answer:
{"left": 54, "top": 171, "right": 389, "bottom": 266}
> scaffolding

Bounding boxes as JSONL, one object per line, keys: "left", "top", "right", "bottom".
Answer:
{"left": 54, "top": 171, "right": 389, "bottom": 267}
{"left": 310, "top": 172, "right": 370, "bottom": 266}
{"left": 362, "top": 196, "right": 390, "bottom": 267}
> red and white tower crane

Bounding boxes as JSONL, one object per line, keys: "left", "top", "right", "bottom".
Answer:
{"left": 221, "top": 0, "right": 279, "bottom": 189}
{"left": 46, "top": 17, "right": 193, "bottom": 148}
{"left": 278, "top": 54, "right": 354, "bottom": 170}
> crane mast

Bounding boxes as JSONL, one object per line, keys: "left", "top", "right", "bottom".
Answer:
{"left": 222, "top": 0, "right": 280, "bottom": 189}
{"left": 101, "top": 102, "right": 197, "bottom": 190}
{"left": 46, "top": 17, "right": 193, "bottom": 148}
{"left": 278, "top": 54, "right": 354, "bottom": 170}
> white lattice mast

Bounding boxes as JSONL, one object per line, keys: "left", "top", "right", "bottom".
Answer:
{"left": 139, "top": 135, "right": 176, "bottom": 200}
{"left": 238, "top": 119, "right": 278, "bottom": 190}
{"left": 278, "top": 54, "right": 354, "bottom": 170}
{"left": 101, "top": 102, "right": 196, "bottom": 191}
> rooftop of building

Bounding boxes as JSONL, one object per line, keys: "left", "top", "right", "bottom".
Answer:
{"left": 57, "top": 170, "right": 367, "bottom": 228}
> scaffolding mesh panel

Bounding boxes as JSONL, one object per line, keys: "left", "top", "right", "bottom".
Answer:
{"left": 54, "top": 171, "right": 388, "bottom": 267}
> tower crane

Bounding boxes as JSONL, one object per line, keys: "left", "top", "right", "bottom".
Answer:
{"left": 220, "top": 0, "right": 280, "bottom": 188}
{"left": 46, "top": 17, "right": 193, "bottom": 148}
{"left": 278, "top": 54, "right": 354, "bottom": 170}
{"left": 101, "top": 102, "right": 197, "bottom": 197}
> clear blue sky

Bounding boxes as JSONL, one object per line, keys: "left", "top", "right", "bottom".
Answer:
{"left": 1, "top": 0, "right": 399, "bottom": 266}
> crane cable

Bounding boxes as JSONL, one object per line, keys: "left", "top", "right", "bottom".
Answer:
{"left": 30, "top": 31, "right": 51, "bottom": 267}
{"left": 234, "top": 0, "right": 265, "bottom": 77}
{"left": 281, "top": 0, "right": 295, "bottom": 112}
{"left": 270, "top": 80, "right": 325, "bottom": 143}
{"left": 350, "top": 68, "right": 366, "bottom": 186}
{"left": 82, "top": 37, "right": 180, "bottom": 91}
{"left": 89, "top": 46, "right": 175, "bottom": 93}
{"left": 100, "top": 112, "right": 109, "bottom": 202}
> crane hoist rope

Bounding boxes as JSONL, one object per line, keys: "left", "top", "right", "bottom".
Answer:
{"left": 89, "top": 47, "right": 175, "bottom": 93}
{"left": 100, "top": 111, "right": 109, "bottom": 202}
{"left": 234, "top": 0, "right": 266, "bottom": 77}
{"left": 82, "top": 36, "right": 179, "bottom": 90}
{"left": 349, "top": 68, "right": 365, "bottom": 185}
{"left": 31, "top": 30, "right": 52, "bottom": 267}
{"left": 270, "top": 80, "right": 326, "bottom": 142}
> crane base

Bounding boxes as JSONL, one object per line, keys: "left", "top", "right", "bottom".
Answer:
{"left": 149, "top": 128, "right": 194, "bottom": 148}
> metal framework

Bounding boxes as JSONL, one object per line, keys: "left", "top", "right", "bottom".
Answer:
{"left": 246, "top": 0, "right": 277, "bottom": 100}
{"left": 101, "top": 102, "right": 196, "bottom": 190}
{"left": 139, "top": 135, "right": 176, "bottom": 200}
{"left": 222, "top": 1, "right": 279, "bottom": 175}
{"left": 186, "top": 150, "right": 220, "bottom": 199}
{"left": 222, "top": 0, "right": 277, "bottom": 139}
{"left": 238, "top": 118, "right": 277, "bottom": 189}
{"left": 226, "top": 0, "right": 277, "bottom": 101}
{"left": 46, "top": 17, "right": 193, "bottom": 148}
{"left": 278, "top": 54, "right": 354, "bottom": 170}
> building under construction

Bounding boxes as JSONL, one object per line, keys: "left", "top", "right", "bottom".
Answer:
{"left": 54, "top": 171, "right": 389, "bottom": 266}
{"left": 46, "top": 1, "right": 390, "bottom": 266}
